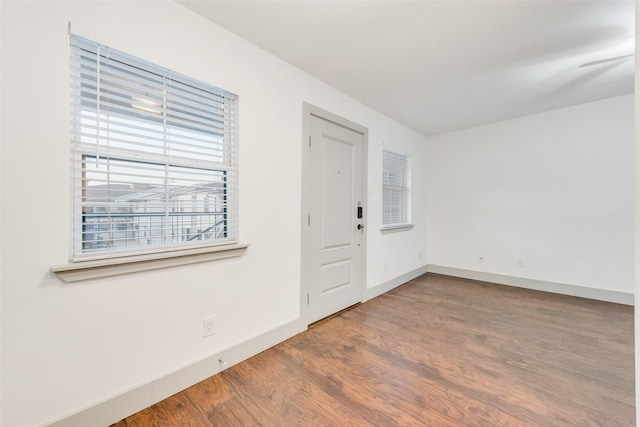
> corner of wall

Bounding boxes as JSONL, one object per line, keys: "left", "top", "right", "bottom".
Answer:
{"left": 364, "top": 264, "right": 428, "bottom": 302}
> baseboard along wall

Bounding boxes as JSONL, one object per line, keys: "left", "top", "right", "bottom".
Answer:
{"left": 427, "top": 264, "right": 634, "bottom": 306}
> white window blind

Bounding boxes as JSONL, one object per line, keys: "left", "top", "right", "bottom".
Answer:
{"left": 70, "top": 34, "right": 238, "bottom": 260}
{"left": 382, "top": 149, "right": 411, "bottom": 226}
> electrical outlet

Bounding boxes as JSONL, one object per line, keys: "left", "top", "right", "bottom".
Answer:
{"left": 203, "top": 316, "right": 216, "bottom": 337}
{"left": 517, "top": 258, "right": 525, "bottom": 268}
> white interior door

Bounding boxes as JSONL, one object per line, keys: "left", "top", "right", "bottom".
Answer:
{"left": 305, "top": 113, "right": 365, "bottom": 324}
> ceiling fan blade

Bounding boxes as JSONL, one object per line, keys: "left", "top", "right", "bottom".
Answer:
{"left": 579, "top": 54, "right": 634, "bottom": 68}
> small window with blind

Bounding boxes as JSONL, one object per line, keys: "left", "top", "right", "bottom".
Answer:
{"left": 382, "top": 148, "right": 412, "bottom": 230}
{"left": 70, "top": 35, "right": 238, "bottom": 260}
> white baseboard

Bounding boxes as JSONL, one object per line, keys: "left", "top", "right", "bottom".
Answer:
{"left": 363, "top": 264, "right": 429, "bottom": 302}
{"left": 46, "top": 318, "right": 307, "bottom": 427}
{"left": 427, "top": 264, "right": 634, "bottom": 306}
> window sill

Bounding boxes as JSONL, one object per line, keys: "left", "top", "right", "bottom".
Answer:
{"left": 51, "top": 243, "right": 249, "bottom": 283}
{"left": 380, "top": 224, "right": 414, "bottom": 234}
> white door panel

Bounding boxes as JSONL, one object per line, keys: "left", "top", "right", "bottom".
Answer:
{"left": 320, "top": 137, "right": 354, "bottom": 250}
{"left": 307, "top": 114, "right": 365, "bottom": 323}
{"left": 320, "top": 259, "right": 352, "bottom": 294}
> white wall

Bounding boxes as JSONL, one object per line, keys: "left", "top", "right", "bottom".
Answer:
{"left": 426, "top": 94, "right": 634, "bottom": 295}
{"left": 0, "top": 2, "right": 428, "bottom": 425}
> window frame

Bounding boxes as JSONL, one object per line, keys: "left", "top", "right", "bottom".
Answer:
{"left": 68, "top": 34, "right": 239, "bottom": 262}
{"left": 51, "top": 32, "right": 249, "bottom": 282}
{"left": 381, "top": 148, "right": 413, "bottom": 233}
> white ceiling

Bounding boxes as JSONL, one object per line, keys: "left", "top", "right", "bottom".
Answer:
{"left": 179, "top": 0, "right": 635, "bottom": 136}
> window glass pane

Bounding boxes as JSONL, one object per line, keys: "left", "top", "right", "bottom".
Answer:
{"left": 82, "top": 157, "right": 228, "bottom": 253}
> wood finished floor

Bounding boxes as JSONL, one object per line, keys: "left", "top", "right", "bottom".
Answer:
{"left": 112, "top": 273, "right": 635, "bottom": 426}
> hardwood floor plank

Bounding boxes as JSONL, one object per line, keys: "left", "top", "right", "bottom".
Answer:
{"left": 281, "top": 328, "right": 528, "bottom": 427}
{"left": 206, "top": 398, "right": 262, "bottom": 426}
{"left": 277, "top": 336, "right": 465, "bottom": 426}
{"left": 184, "top": 374, "right": 233, "bottom": 414}
{"left": 111, "top": 273, "right": 634, "bottom": 426}
{"left": 218, "top": 358, "right": 360, "bottom": 426}
{"left": 111, "top": 408, "right": 154, "bottom": 427}
{"left": 328, "top": 309, "right": 550, "bottom": 425}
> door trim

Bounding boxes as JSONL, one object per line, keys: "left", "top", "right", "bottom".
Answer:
{"left": 300, "top": 102, "right": 368, "bottom": 325}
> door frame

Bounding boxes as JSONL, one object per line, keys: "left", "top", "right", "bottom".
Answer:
{"left": 300, "top": 102, "right": 368, "bottom": 325}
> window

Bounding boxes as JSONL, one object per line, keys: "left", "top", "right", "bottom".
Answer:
{"left": 382, "top": 148, "right": 411, "bottom": 227}
{"left": 70, "top": 35, "right": 238, "bottom": 260}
